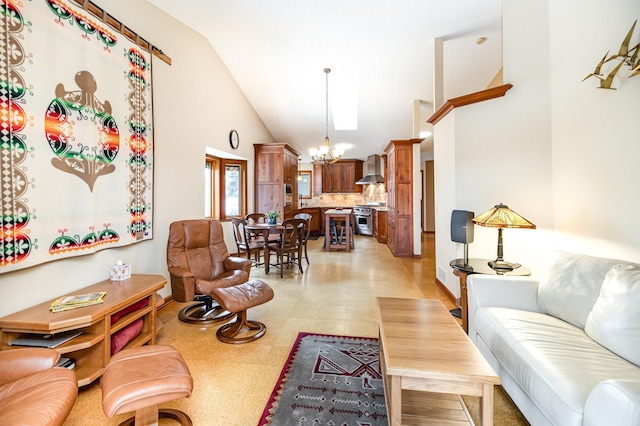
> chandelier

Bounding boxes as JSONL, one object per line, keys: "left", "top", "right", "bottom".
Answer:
{"left": 309, "top": 68, "right": 344, "bottom": 166}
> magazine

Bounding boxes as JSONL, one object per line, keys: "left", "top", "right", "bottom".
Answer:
{"left": 49, "top": 291, "right": 107, "bottom": 312}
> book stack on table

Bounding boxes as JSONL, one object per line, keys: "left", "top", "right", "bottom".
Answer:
{"left": 49, "top": 291, "right": 107, "bottom": 312}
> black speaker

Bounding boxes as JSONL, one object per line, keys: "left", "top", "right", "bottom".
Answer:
{"left": 451, "top": 210, "right": 474, "bottom": 244}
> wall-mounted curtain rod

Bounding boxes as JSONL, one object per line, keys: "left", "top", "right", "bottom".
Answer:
{"left": 70, "top": 0, "right": 171, "bottom": 65}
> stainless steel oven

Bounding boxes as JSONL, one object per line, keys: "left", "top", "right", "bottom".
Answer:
{"left": 353, "top": 206, "right": 373, "bottom": 236}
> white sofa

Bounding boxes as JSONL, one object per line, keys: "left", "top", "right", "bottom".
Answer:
{"left": 467, "top": 251, "right": 640, "bottom": 426}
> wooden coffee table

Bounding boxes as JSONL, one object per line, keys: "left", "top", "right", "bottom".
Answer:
{"left": 376, "top": 297, "right": 500, "bottom": 425}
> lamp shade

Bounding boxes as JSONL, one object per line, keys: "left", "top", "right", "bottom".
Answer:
{"left": 472, "top": 203, "right": 536, "bottom": 229}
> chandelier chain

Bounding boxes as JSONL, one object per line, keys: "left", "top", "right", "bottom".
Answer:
{"left": 309, "top": 67, "right": 344, "bottom": 166}
{"left": 325, "top": 67, "right": 330, "bottom": 142}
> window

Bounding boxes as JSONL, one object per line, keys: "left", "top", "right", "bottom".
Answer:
{"left": 205, "top": 156, "right": 247, "bottom": 220}
{"left": 297, "top": 171, "right": 312, "bottom": 199}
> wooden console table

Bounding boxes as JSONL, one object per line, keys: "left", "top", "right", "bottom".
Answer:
{"left": 377, "top": 297, "right": 500, "bottom": 425}
{"left": 0, "top": 274, "right": 166, "bottom": 386}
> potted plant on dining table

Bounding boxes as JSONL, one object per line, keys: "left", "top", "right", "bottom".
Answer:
{"left": 266, "top": 210, "right": 281, "bottom": 225}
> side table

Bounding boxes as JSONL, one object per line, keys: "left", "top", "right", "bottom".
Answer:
{"left": 450, "top": 258, "right": 530, "bottom": 333}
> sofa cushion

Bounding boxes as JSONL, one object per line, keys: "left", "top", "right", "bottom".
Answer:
{"left": 475, "top": 306, "right": 640, "bottom": 426}
{"left": 537, "top": 251, "right": 637, "bottom": 329}
{"left": 585, "top": 264, "right": 640, "bottom": 367}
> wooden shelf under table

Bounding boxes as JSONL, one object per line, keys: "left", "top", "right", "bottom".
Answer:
{"left": 0, "top": 274, "right": 167, "bottom": 387}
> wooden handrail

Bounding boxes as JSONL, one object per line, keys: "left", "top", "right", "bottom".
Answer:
{"left": 427, "top": 84, "right": 513, "bottom": 125}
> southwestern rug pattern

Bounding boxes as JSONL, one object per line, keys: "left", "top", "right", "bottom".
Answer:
{"left": 259, "top": 332, "right": 388, "bottom": 426}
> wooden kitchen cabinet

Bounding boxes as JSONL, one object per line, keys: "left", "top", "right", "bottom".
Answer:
{"left": 254, "top": 143, "right": 300, "bottom": 219}
{"left": 384, "top": 139, "right": 422, "bottom": 257}
{"left": 313, "top": 163, "right": 323, "bottom": 195}
{"left": 296, "top": 207, "right": 322, "bottom": 235}
{"left": 284, "top": 150, "right": 298, "bottom": 185}
{"left": 373, "top": 209, "right": 388, "bottom": 243}
{"left": 319, "top": 160, "right": 364, "bottom": 193}
{"left": 319, "top": 207, "right": 331, "bottom": 235}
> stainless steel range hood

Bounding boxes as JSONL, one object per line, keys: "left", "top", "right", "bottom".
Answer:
{"left": 356, "top": 155, "right": 385, "bottom": 184}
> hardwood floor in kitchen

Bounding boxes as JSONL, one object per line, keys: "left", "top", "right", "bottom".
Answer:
{"left": 63, "top": 232, "right": 522, "bottom": 425}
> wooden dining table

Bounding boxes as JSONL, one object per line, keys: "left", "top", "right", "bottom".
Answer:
{"left": 244, "top": 223, "right": 285, "bottom": 273}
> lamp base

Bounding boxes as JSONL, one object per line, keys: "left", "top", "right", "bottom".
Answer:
{"left": 488, "top": 260, "right": 521, "bottom": 273}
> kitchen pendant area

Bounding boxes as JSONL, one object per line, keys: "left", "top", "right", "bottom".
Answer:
{"left": 254, "top": 139, "right": 418, "bottom": 257}
{"left": 296, "top": 156, "right": 389, "bottom": 245}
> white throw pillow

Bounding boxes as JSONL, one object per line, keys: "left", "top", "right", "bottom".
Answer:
{"left": 537, "top": 251, "right": 636, "bottom": 329}
{"left": 585, "top": 264, "right": 640, "bottom": 367}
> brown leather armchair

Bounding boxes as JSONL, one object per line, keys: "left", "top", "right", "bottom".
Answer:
{"left": 0, "top": 348, "right": 78, "bottom": 425}
{"left": 167, "top": 219, "right": 253, "bottom": 324}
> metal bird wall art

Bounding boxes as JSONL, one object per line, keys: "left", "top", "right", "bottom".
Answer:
{"left": 583, "top": 20, "right": 639, "bottom": 89}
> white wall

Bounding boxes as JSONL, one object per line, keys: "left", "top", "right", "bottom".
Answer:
{"left": 434, "top": 0, "right": 640, "bottom": 299}
{"left": 548, "top": 0, "right": 640, "bottom": 261}
{"left": 0, "top": 0, "right": 275, "bottom": 316}
{"left": 434, "top": 112, "right": 458, "bottom": 286}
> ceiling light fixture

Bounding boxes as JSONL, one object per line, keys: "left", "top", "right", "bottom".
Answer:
{"left": 309, "top": 68, "right": 344, "bottom": 166}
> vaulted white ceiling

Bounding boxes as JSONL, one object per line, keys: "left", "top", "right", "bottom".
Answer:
{"left": 146, "top": 0, "right": 503, "bottom": 161}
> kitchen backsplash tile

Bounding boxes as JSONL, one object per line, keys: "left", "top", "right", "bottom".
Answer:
{"left": 303, "top": 193, "right": 364, "bottom": 207}
{"left": 302, "top": 185, "right": 387, "bottom": 208}
{"left": 364, "top": 183, "right": 387, "bottom": 204}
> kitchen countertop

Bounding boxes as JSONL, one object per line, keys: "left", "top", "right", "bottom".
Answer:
{"left": 300, "top": 205, "right": 387, "bottom": 211}
{"left": 324, "top": 208, "right": 353, "bottom": 214}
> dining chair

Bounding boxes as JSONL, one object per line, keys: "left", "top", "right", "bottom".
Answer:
{"left": 266, "top": 218, "right": 305, "bottom": 277}
{"left": 293, "top": 213, "right": 312, "bottom": 265}
{"left": 232, "top": 217, "right": 265, "bottom": 266}
{"left": 245, "top": 213, "right": 267, "bottom": 224}
{"left": 246, "top": 213, "right": 278, "bottom": 244}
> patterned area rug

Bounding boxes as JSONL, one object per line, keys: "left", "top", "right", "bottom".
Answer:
{"left": 258, "top": 332, "right": 388, "bottom": 425}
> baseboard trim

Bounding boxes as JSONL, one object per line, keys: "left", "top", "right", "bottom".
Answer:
{"left": 158, "top": 294, "right": 174, "bottom": 309}
{"left": 435, "top": 277, "right": 457, "bottom": 305}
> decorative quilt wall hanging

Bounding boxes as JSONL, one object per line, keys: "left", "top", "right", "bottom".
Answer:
{"left": 1, "top": 0, "right": 154, "bottom": 273}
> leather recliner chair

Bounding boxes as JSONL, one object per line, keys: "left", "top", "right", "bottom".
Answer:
{"left": 167, "top": 219, "right": 253, "bottom": 324}
{"left": 0, "top": 348, "right": 78, "bottom": 425}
